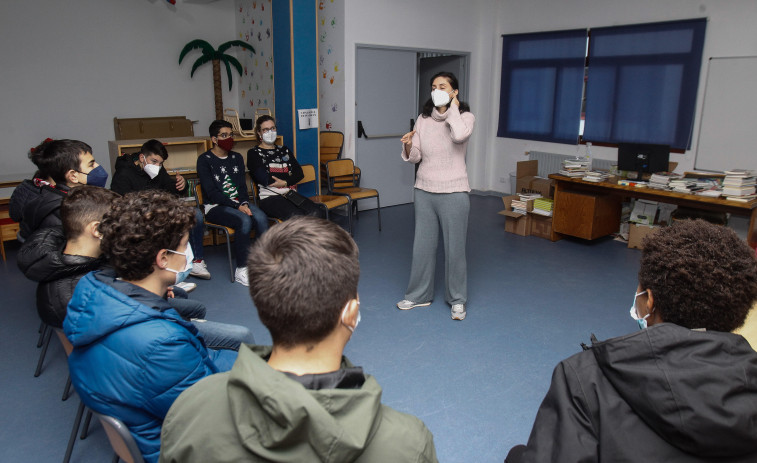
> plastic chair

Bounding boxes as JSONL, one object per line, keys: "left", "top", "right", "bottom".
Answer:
{"left": 326, "top": 159, "right": 381, "bottom": 231}
{"left": 93, "top": 411, "right": 145, "bottom": 463}
{"left": 194, "top": 184, "right": 235, "bottom": 282}
{"left": 319, "top": 131, "right": 361, "bottom": 188}
{"left": 299, "top": 165, "right": 352, "bottom": 234}
{"left": 223, "top": 108, "right": 256, "bottom": 138}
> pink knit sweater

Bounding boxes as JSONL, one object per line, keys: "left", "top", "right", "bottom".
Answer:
{"left": 401, "top": 105, "right": 475, "bottom": 193}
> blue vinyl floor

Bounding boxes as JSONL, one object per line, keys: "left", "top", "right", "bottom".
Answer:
{"left": 0, "top": 194, "right": 645, "bottom": 462}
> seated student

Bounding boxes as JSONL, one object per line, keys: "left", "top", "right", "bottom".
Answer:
{"left": 505, "top": 219, "right": 757, "bottom": 463}
{"left": 11, "top": 138, "right": 107, "bottom": 241}
{"left": 247, "top": 115, "right": 326, "bottom": 220}
{"left": 160, "top": 216, "right": 438, "bottom": 463}
{"left": 64, "top": 190, "right": 242, "bottom": 463}
{"left": 17, "top": 186, "right": 118, "bottom": 327}
{"left": 110, "top": 139, "right": 211, "bottom": 280}
{"left": 17, "top": 187, "right": 246, "bottom": 348}
{"left": 197, "top": 120, "right": 268, "bottom": 286}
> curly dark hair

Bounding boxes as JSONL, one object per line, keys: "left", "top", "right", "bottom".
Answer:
{"left": 639, "top": 219, "right": 757, "bottom": 332}
{"left": 99, "top": 190, "right": 195, "bottom": 281}
{"left": 247, "top": 216, "right": 360, "bottom": 348}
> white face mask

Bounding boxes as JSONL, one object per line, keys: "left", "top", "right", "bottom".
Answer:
{"left": 629, "top": 290, "right": 652, "bottom": 330}
{"left": 341, "top": 300, "right": 361, "bottom": 334}
{"left": 166, "top": 245, "right": 194, "bottom": 285}
{"left": 143, "top": 163, "right": 161, "bottom": 179}
{"left": 262, "top": 130, "right": 277, "bottom": 145}
{"left": 431, "top": 89, "right": 452, "bottom": 107}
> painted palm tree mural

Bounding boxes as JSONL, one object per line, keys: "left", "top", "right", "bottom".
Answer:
{"left": 179, "top": 39, "right": 256, "bottom": 120}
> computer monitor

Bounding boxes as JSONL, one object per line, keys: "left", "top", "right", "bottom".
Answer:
{"left": 617, "top": 143, "right": 670, "bottom": 174}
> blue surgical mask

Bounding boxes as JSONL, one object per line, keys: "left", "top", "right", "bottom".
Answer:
{"left": 166, "top": 245, "right": 194, "bottom": 285}
{"left": 83, "top": 165, "right": 109, "bottom": 187}
{"left": 629, "top": 290, "right": 652, "bottom": 330}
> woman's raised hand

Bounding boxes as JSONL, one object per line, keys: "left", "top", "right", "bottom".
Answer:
{"left": 401, "top": 130, "right": 415, "bottom": 149}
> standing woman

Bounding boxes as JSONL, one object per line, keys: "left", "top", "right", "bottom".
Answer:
{"left": 397, "top": 71, "right": 475, "bottom": 320}
{"left": 247, "top": 115, "right": 326, "bottom": 220}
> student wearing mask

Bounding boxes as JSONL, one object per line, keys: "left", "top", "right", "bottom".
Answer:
{"left": 197, "top": 120, "right": 268, "bottom": 286}
{"left": 11, "top": 138, "right": 108, "bottom": 241}
{"left": 111, "top": 139, "right": 211, "bottom": 280}
{"left": 247, "top": 115, "right": 326, "bottom": 220}
{"left": 506, "top": 219, "right": 757, "bottom": 463}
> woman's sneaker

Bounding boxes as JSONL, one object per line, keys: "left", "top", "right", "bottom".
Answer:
{"left": 190, "top": 259, "right": 211, "bottom": 279}
{"left": 396, "top": 300, "right": 431, "bottom": 310}
{"left": 234, "top": 267, "right": 249, "bottom": 286}
{"left": 451, "top": 304, "right": 466, "bottom": 320}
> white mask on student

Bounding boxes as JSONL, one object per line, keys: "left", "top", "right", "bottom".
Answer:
{"left": 262, "top": 130, "right": 277, "bottom": 145}
{"left": 144, "top": 163, "right": 161, "bottom": 179}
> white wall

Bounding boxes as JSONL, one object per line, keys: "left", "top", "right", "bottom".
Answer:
{"left": 487, "top": 0, "right": 757, "bottom": 193}
{"left": 0, "top": 0, "right": 239, "bottom": 184}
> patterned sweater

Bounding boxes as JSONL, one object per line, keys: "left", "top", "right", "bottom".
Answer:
{"left": 196, "top": 149, "right": 249, "bottom": 212}
{"left": 401, "top": 105, "right": 475, "bottom": 193}
{"left": 246, "top": 145, "right": 304, "bottom": 200}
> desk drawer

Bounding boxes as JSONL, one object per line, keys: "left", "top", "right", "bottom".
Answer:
{"left": 553, "top": 190, "right": 621, "bottom": 240}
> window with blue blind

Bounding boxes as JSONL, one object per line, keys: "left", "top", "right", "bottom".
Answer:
{"left": 497, "top": 29, "right": 587, "bottom": 144}
{"left": 498, "top": 18, "right": 707, "bottom": 149}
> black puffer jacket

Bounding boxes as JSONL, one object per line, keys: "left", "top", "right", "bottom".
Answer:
{"left": 11, "top": 179, "right": 69, "bottom": 241}
{"left": 517, "top": 323, "right": 757, "bottom": 462}
{"left": 17, "top": 227, "right": 104, "bottom": 327}
{"left": 110, "top": 152, "right": 180, "bottom": 196}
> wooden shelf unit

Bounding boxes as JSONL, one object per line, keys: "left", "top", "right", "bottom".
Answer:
{"left": 107, "top": 137, "right": 209, "bottom": 175}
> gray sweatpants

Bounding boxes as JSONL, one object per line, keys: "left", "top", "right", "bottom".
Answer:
{"left": 405, "top": 189, "right": 470, "bottom": 305}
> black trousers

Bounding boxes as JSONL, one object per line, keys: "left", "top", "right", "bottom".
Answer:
{"left": 259, "top": 194, "right": 327, "bottom": 221}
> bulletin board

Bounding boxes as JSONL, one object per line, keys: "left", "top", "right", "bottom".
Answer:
{"left": 694, "top": 56, "right": 757, "bottom": 172}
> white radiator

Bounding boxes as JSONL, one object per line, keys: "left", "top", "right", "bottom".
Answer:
{"left": 527, "top": 151, "right": 614, "bottom": 176}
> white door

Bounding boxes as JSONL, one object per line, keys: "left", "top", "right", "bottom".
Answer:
{"left": 355, "top": 47, "right": 418, "bottom": 208}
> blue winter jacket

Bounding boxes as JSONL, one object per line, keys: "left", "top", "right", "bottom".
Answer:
{"left": 63, "top": 269, "right": 237, "bottom": 463}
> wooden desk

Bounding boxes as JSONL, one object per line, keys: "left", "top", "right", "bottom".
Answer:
{"left": 548, "top": 174, "right": 757, "bottom": 245}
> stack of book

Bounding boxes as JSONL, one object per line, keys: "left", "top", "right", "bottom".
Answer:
{"left": 531, "top": 197, "right": 554, "bottom": 216}
{"left": 511, "top": 193, "right": 541, "bottom": 215}
{"left": 559, "top": 159, "right": 590, "bottom": 177}
{"left": 648, "top": 172, "right": 680, "bottom": 190}
{"left": 582, "top": 171, "right": 609, "bottom": 183}
{"left": 668, "top": 178, "right": 697, "bottom": 193}
{"left": 723, "top": 170, "right": 756, "bottom": 201}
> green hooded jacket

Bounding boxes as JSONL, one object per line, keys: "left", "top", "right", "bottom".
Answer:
{"left": 160, "top": 344, "right": 438, "bottom": 463}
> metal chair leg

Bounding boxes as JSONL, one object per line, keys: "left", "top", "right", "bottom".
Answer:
{"left": 63, "top": 401, "right": 85, "bottom": 463}
{"left": 34, "top": 327, "right": 53, "bottom": 377}
{"left": 376, "top": 196, "right": 381, "bottom": 231}
{"left": 63, "top": 375, "right": 73, "bottom": 401}
{"left": 80, "top": 409, "right": 93, "bottom": 440}
{"left": 224, "top": 231, "right": 234, "bottom": 282}
{"left": 37, "top": 321, "right": 47, "bottom": 347}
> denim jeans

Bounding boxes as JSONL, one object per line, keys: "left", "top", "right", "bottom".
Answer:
{"left": 189, "top": 207, "right": 205, "bottom": 260}
{"left": 205, "top": 204, "right": 268, "bottom": 267}
{"left": 192, "top": 319, "right": 255, "bottom": 351}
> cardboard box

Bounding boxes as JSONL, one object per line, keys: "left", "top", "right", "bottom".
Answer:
{"left": 628, "top": 223, "right": 660, "bottom": 249}
{"left": 499, "top": 196, "right": 531, "bottom": 236}
{"left": 515, "top": 160, "right": 554, "bottom": 198}
{"left": 529, "top": 214, "right": 562, "bottom": 241}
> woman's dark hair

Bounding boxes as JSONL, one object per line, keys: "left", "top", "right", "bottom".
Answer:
{"left": 29, "top": 139, "right": 92, "bottom": 185}
{"left": 100, "top": 190, "right": 195, "bottom": 281}
{"left": 141, "top": 139, "right": 169, "bottom": 161}
{"left": 421, "top": 71, "right": 470, "bottom": 118}
{"left": 254, "top": 115, "right": 276, "bottom": 140}
{"left": 638, "top": 219, "right": 757, "bottom": 332}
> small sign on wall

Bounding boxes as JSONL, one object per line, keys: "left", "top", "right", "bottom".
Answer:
{"left": 297, "top": 109, "right": 318, "bottom": 130}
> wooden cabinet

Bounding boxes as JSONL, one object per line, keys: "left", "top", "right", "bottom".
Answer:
{"left": 553, "top": 189, "right": 621, "bottom": 240}
{"left": 107, "top": 137, "right": 209, "bottom": 175}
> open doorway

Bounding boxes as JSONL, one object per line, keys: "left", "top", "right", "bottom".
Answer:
{"left": 355, "top": 46, "right": 469, "bottom": 208}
